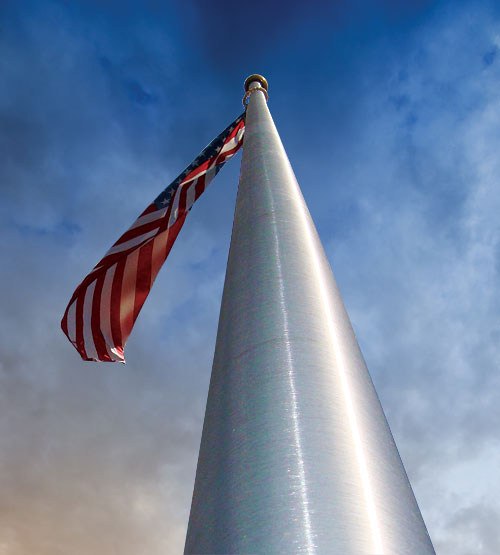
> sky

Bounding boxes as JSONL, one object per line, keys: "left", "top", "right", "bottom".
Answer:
{"left": 1, "top": 0, "right": 499, "bottom": 553}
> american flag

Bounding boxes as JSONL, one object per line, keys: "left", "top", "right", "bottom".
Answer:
{"left": 62, "top": 114, "right": 246, "bottom": 362}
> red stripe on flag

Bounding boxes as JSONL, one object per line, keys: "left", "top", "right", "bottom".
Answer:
{"left": 91, "top": 273, "right": 112, "bottom": 362}
{"left": 194, "top": 175, "right": 206, "bottom": 201}
{"left": 134, "top": 241, "right": 153, "bottom": 322}
{"left": 110, "top": 258, "right": 126, "bottom": 349}
{"left": 113, "top": 218, "right": 163, "bottom": 246}
{"left": 164, "top": 213, "right": 188, "bottom": 262}
{"left": 120, "top": 249, "right": 140, "bottom": 345}
{"left": 177, "top": 182, "right": 189, "bottom": 221}
{"left": 140, "top": 203, "right": 158, "bottom": 216}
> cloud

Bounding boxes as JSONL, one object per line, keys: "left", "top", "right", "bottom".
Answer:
{"left": 435, "top": 502, "right": 500, "bottom": 554}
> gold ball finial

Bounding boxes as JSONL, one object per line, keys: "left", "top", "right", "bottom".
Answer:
{"left": 244, "top": 74, "right": 268, "bottom": 92}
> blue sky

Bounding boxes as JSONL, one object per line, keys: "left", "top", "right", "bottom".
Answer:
{"left": 1, "top": 0, "right": 500, "bottom": 552}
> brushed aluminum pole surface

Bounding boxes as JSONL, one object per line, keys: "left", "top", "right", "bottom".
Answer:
{"left": 185, "top": 80, "right": 434, "bottom": 554}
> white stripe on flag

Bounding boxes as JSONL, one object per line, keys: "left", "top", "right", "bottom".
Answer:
{"left": 105, "top": 229, "right": 157, "bottom": 257}
{"left": 100, "top": 263, "right": 116, "bottom": 350}
{"left": 66, "top": 300, "right": 77, "bottom": 343}
{"left": 205, "top": 165, "right": 217, "bottom": 185}
{"left": 186, "top": 179, "right": 197, "bottom": 212}
{"left": 82, "top": 281, "right": 99, "bottom": 361}
{"left": 220, "top": 136, "right": 238, "bottom": 153}
{"left": 110, "top": 347, "right": 125, "bottom": 362}
{"left": 236, "top": 126, "right": 244, "bottom": 142}
{"left": 168, "top": 184, "right": 183, "bottom": 227}
{"left": 129, "top": 207, "right": 167, "bottom": 230}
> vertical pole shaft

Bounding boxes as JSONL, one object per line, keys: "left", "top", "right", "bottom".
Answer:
{"left": 185, "top": 77, "right": 434, "bottom": 554}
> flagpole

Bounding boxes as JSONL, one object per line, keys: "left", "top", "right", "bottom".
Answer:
{"left": 184, "top": 76, "right": 434, "bottom": 554}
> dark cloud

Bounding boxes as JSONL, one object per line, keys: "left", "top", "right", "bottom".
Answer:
{"left": 177, "top": 0, "right": 349, "bottom": 62}
{"left": 483, "top": 46, "right": 498, "bottom": 66}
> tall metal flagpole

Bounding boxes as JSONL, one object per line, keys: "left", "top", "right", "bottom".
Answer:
{"left": 184, "top": 76, "right": 434, "bottom": 554}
